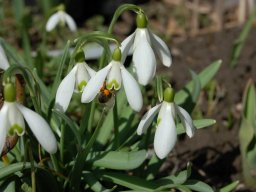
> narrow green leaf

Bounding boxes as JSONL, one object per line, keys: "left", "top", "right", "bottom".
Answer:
{"left": 239, "top": 80, "right": 256, "bottom": 187}
{"left": 242, "top": 80, "right": 256, "bottom": 124}
{"left": 100, "top": 172, "right": 158, "bottom": 191}
{"left": 175, "top": 60, "right": 222, "bottom": 105}
{"left": 176, "top": 185, "right": 193, "bottom": 192}
{"left": 181, "top": 69, "right": 201, "bottom": 113}
{"left": 156, "top": 163, "right": 191, "bottom": 188}
{"left": 177, "top": 119, "right": 216, "bottom": 135}
{"left": 87, "top": 150, "right": 147, "bottom": 170}
{"left": 50, "top": 41, "right": 71, "bottom": 101}
{"left": 219, "top": 181, "right": 239, "bottom": 192}
{"left": 190, "top": 70, "right": 201, "bottom": 103}
{"left": 230, "top": 8, "right": 256, "bottom": 67}
{"left": 83, "top": 172, "right": 105, "bottom": 192}
{"left": 52, "top": 109, "right": 81, "bottom": 146}
{"left": 0, "top": 163, "right": 31, "bottom": 179}
{"left": 97, "top": 88, "right": 129, "bottom": 147}
{"left": 184, "top": 180, "right": 214, "bottom": 192}
{"left": 3, "top": 181, "right": 15, "bottom": 192}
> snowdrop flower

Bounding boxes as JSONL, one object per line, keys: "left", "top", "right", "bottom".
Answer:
{"left": 81, "top": 48, "right": 143, "bottom": 112}
{"left": 137, "top": 87, "right": 195, "bottom": 159}
{"left": 55, "top": 61, "right": 96, "bottom": 112}
{"left": 0, "top": 44, "right": 10, "bottom": 70}
{"left": 121, "top": 12, "right": 172, "bottom": 85}
{"left": 0, "top": 83, "right": 57, "bottom": 154}
{"left": 46, "top": 6, "right": 77, "bottom": 32}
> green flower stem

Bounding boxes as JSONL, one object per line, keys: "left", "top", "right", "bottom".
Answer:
{"left": 70, "top": 108, "right": 107, "bottom": 191}
{"left": 50, "top": 154, "right": 61, "bottom": 174}
{"left": 108, "top": 4, "right": 142, "bottom": 34}
{"left": 85, "top": 108, "right": 107, "bottom": 154}
{"left": 60, "top": 123, "right": 66, "bottom": 162}
{"left": 28, "top": 140, "right": 36, "bottom": 192}
{"left": 88, "top": 101, "right": 96, "bottom": 134}
{"left": 113, "top": 97, "right": 119, "bottom": 149}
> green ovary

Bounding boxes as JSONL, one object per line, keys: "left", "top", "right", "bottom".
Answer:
{"left": 107, "top": 80, "right": 120, "bottom": 90}
{"left": 8, "top": 124, "right": 24, "bottom": 136}
{"left": 78, "top": 80, "right": 87, "bottom": 92}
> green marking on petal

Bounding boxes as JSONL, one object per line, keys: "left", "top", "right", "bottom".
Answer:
{"left": 78, "top": 80, "right": 87, "bottom": 92}
{"left": 8, "top": 124, "right": 24, "bottom": 136}
{"left": 107, "top": 80, "right": 120, "bottom": 90}
{"left": 156, "top": 118, "right": 161, "bottom": 126}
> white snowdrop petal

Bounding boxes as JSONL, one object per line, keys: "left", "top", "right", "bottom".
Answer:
{"left": 150, "top": 31, "right": 172, "bottom": 67}
{"left": 46, "top": 12, "right": 60, "bottom": 32}
{"left": 154, "top": 102, "right": 177, "bottom": 159}
{"left": 55, "top": 65, "right": 77, "bottom": 112}
{"left": 120, "top": 32, "right": 135, "bottom": 64}
{"left": 0, "top": 104, "right": 8, "bottom": 154}
{"left": 134, "top": 29, "right": 151, "bottom": 47}
{"left": 133, "top": 37, "right": 156, "bottom": 85}
{"left": 137, "top": 104, "right": 162, "bottom": 135}
{"left": 176, "top": 105, "right": 195, "bottom": 138}
{"left": 81, "top": 64, "right": 111, "bottom": 103}
{"left": 84, "top": 63, "right": 96, "bottom": 77}
{"left": 0, "top": 45, "right": 10, "bottom": 70}
{"left": 121, "top": 66, "right": 143, "bottom": 111}
{"left": 17, "top": 104, "right": 57, "bottom": 154}
{"left": 64, "top": 13, "right": 77, "bottom": 32}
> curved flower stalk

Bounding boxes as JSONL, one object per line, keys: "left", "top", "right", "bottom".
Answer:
{"left": 55, "top": 62, "right": 96, "bottom": 112}
{"left": 0, "top": 44, "right": 10, "bottom": 70}
{"left": 46, "top": 7, "right": 77, "bottom": 32}
{"left": 0, "top": 83, "right": 57, "bottom": 154}
{"left": 81, "top": 48, "right": 143, "bottom": 112}
{"left": 120, "top": 12, "right": 172, "bottom": 85}
{"left": 137, "top": 87, "right": 195, "bottom": 159}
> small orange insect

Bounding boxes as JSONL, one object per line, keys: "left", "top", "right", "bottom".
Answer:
{"left": 98, "top": 82, "right": 114, "bottom": 104}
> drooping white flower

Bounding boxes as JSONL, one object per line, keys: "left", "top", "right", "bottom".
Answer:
{"left": 46, "top": 10, "right": 77, "bottom": 32}
{"left": 0, "top": 44, "right": 10, "bottom": 70}
{"left": 137, "top": 88, "right": 195, "bottom": 159}
{"left": 55, "top": 62, "right": 96, "bottom": 112}
{"left": 0, "top": 101, "right": 57, "bottom": 154}
{"left": 121, "top": 13, "right": 172, "bottom": 86}
{"left": 81, "top": 48, "right": 143, "bottom": 112}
